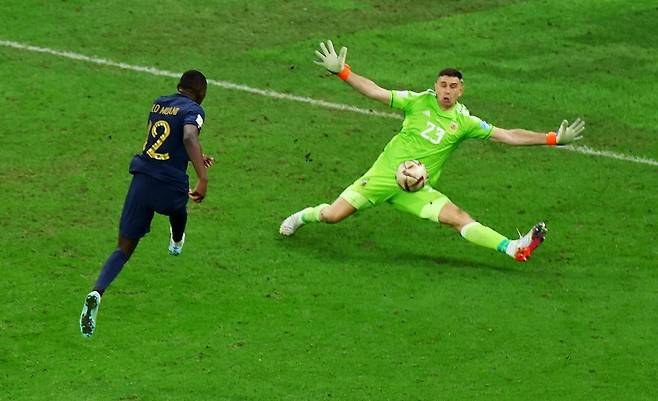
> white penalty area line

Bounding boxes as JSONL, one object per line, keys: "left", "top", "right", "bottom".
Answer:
{"left": 559, "top": 145, "right": 657, "bottom": 167}
{"left": 1, "top": 39, "right": 656, "bottom": 168}
{"left": 0, "top": 39, "right": 398, "bottom": 120}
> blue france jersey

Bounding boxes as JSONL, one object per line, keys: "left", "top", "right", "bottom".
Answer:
{"left": 129, "top": 93, "right": 205, "bottom": 191}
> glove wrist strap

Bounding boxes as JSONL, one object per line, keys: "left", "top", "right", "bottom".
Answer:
{"left": 546, "top": 131, "right": 557, "bottom": 145}
{"left": 337, "top": 64, "right": 351, "bottom": 80}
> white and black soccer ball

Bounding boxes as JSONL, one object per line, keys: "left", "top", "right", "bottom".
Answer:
{"left": 396, "top": 160, "right": 428, "bottom": 192}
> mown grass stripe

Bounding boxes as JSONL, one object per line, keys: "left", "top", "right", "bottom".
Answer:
{"left": 2, "top": 38, "right": 655, "bottom": 168}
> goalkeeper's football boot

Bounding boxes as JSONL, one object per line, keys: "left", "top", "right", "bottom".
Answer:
{"left": 80, "top": 291, "right": 101, "bottom": 338}
{"left": 508, "top": 221, "right": 547, "bottom": 262}
{"left": 168, "top": 226, "right": 185, "bottom": 256}
{"left": 279, "top": 209, "right": 307, "bottom": 236}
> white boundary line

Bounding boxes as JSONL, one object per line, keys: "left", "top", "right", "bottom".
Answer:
{"left": 559, "top": 145, "right": 657, "bottom": 166}
{"left": 1, "top": 39, "right": 656, "bottom": 168}
{"left": 0, "top": 39, "right": 399, "bottom": 120}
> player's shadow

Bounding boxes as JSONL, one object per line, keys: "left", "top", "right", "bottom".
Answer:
{"left": 280, "top": 230, "right": 532, "bottom": 275}
{"left": 394, "top": 252, "right": 530, "bottom": 275}
{"left": 385, "top": 252, "right": 521, "bottom": 274}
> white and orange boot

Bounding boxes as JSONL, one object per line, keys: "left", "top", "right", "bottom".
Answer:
{"left": 507, "top": 222, "right": 548, "bottom": 262}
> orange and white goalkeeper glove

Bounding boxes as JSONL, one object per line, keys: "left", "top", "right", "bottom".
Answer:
{"left": 546, "top": 117, "right": 585, "bottom": 145}
{"left": 314, "top": 40, "right": 350, "bottom": 79}
{"left": 547, "top": 118, "right": 586, "bottom": 145}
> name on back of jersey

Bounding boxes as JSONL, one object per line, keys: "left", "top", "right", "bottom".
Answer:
{"left": 151, "top": 104, "right": 180, "bottom": 116}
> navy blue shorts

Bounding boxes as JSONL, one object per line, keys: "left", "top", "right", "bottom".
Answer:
{"left": 119, "top": 173, "right": 188, "bottom": 239}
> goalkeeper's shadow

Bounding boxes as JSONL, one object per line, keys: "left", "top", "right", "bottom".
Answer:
{"left": 393, "top": 252, "right": 518, "bottom": 274}
{"left": 277, "top": 229, "right": 556, "bottom": 276}
{"left": 398, "top": 252, "right": 564, "bottom": 278}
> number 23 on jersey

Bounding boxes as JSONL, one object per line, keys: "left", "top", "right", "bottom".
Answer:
{"left": 419, "top": 121, "right": 445, "bottom": 144}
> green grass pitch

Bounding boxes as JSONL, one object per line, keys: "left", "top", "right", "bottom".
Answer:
{"left": 0, "top": 1, "right": 656, "bottom": 400}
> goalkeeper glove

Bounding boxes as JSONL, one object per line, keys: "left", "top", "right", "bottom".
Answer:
{"left": 547, "top": 118, "right": 585, "bottom": 145}
{"left": 314, "top": 40, "right": 350, "bottom": 79}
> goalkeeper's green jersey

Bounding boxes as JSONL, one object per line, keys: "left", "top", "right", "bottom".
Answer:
{"left": 376, "top": 89, "right": 494, "bottom": 186}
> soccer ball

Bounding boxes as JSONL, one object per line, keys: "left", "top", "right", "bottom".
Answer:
{"left": 396, "top": 160, "right": 428, "bottom": 192}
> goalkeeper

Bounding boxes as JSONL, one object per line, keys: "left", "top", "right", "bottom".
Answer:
{"left": 280, "top": 40, "right": 585, "bottom": 262}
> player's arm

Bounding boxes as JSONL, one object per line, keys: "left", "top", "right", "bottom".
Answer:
{"left": 343, "top": 71, "right": 391, "bottom": 104}
{"left": 490, "top": 118, "right": 585, "bottom": 146}
{"left": 314, "top": 40, "right": 391, "bottom": 105}
{"left": 183, "top": 124, "right": 208, "bottom": 203}
{"left": 490, "top": 127, "right": 547, "bottom": 145}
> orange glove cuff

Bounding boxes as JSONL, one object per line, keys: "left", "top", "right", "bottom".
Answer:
{"left": 337, "top": 64, "right": 351, "bottom": 80}
{"left": 546, "top": 131, "right": 557, "bottom": 145}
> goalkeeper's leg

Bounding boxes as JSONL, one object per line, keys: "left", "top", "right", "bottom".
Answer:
{"left": 438, "top": 203, "right": 546, "bottom": 262}
{"left": 279, "top": 197, "right": 356, "bottom": 236}
{"left": 279, "top": 182, "right": 374, "bottom": 236}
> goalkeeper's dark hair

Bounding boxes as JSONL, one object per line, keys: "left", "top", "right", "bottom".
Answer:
{"left": 437, "top": 68, "right": 463, "bottom": 81}
{"left": 177, "top": 70, "right": 207, "bottom": 95}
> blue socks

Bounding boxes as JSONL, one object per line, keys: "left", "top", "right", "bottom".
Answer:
{"left": 169, "top": 210, "right": 187, "bottom": 243}
{"left": 93, "top": 249, "right": 129, "bottom": 295}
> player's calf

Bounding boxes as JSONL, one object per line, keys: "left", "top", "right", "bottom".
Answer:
{"left": 279, "top": 202, "right": 351, "bottom": 236}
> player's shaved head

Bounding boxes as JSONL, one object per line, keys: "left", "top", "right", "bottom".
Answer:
{"left": 178, "top": 70, "right": 207, "bottom": 104}
{"left": 437, "top": 68, "right": 463, "bottom": 82}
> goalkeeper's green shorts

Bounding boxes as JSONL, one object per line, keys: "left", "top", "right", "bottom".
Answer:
{"left": 339, "top": 169, "right": 450, "bottom": 222}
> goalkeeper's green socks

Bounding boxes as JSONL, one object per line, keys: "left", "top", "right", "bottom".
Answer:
{"left": 301, "top": 204, "right": 330, "bottom": 223}
{"left": 460, "top": 222, "right": 510, "bottom": 254}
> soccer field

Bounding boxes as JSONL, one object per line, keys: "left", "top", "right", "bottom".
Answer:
{"left": 1, "top": 1, "right": 656, "bottom": 400}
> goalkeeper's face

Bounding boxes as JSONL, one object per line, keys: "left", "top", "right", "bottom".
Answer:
{"left": 435, "top": 76, "right": 463, "bottom": 110}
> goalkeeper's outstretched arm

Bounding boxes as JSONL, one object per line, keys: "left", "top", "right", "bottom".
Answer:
{"left": 343, "top": 71, "right": 391, "bottom": 104}
{"left": 314, "top": 40, "right": 391, "bottom": 105}
{"left": 490, "top": 127, "right": 549, "bottom": 145}
{"left": 490, "top": 118, "right": 585, "bottom": 146}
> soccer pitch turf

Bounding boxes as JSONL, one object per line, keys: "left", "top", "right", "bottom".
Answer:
{"left": 0, "top": 1, "right": 656, "bottom": 400}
